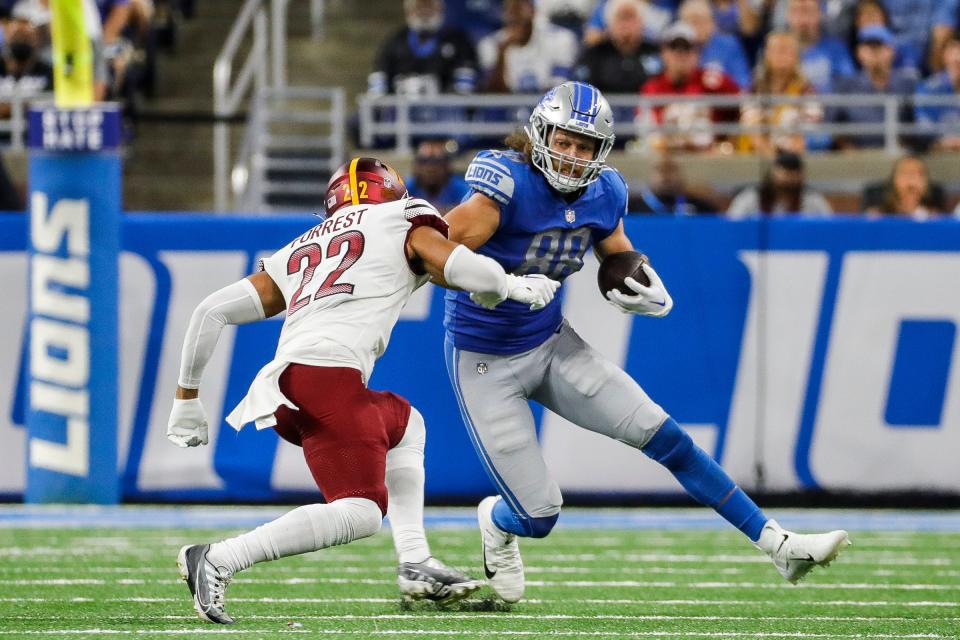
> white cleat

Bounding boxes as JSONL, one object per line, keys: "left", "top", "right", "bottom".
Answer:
{"left": 397, "top": 556, "right": 483, "bottom": 604}
{"left": 757, "top": 519, "right": 851, "bottom": 584}
{"left": 478, "top": 496, "right": 525, "bottom": 603}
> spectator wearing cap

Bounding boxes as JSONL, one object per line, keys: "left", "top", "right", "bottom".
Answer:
{"left": 727, "top": 150, "right": 833, "bottom": 218}
{"left": 849, "top": 0, "right": 921, "bottom": 78}
{"left": 639, "top": 21, "right": 741, "bottom": 152}
{"left": 403, "top": 138, "right": 470, "bottom": 213}
{"left": 830, "top": 25, "right": 916, "bottom": 149}
{"left": 876, "top": 0, "right": 957, "bottom": 74}
{"left": 786, "top": 0, "right": 855, "bottom": 93}
{"left": 914, "top": 30, "right": 960, "bottom": 151}
{"left": 368, "top": 0, "right": 479, "bottom": 97}
{"left": 739, "top": 30, "right": 821, "bottom": 155}
{"left": 679, "top": 0, "right": 751, "bottom": 89}
{"left": 478, "top": 0, "right": 578, "bottom": 92}
{"left": 574, "top": 0, "right": 661, "bottom": 94}
{"left": 0, "top": 13, "right": 52, "bottom": 98}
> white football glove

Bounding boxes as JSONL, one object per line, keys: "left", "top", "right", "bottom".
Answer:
{"left": 470, "top": 274, "right": 560, "bottom": 311}
{"left": 167, "top": 398, "right": 209, "bottom": 448}
{"left": 508, "top": 273, "right": 560, "bottom": 310}
{"left": 605, "top": 263, "right": 673, "bottom": 317}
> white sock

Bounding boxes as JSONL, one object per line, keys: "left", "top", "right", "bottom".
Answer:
{"left": 755, "top": 519, "right": 782, "bottom": 553}
{"left": 207, "top": 497, "right": 382, "bottom": 573}
{"left": 385, "top": 407, "right": 431, "bottom": 564}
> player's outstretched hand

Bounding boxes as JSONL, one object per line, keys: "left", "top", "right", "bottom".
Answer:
{"left": 508, "top": 274, "right": 560, "bottom": 310}
{"left": 167, "top": 398, "right": 209, "bottom": 448}
{"left": 606, "top": 263, "right": 673, "bottom": 317}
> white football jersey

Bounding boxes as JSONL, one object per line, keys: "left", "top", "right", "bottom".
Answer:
{"left": 261, "top": 197, "right": 446, "bottom": 380}
{"left": 226, "top": 197, "right": 446, "bottom": 430}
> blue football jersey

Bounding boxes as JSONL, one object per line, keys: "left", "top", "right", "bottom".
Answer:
{"left": 444, "top": 149, "right": 628, "bottom": 354}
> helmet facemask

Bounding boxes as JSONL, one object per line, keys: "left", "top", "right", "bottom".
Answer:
{"left": 527, "top": 82, "right": 616, "bottom": 193}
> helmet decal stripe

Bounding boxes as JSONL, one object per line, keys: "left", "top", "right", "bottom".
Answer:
{"left": 348, "top": 157, "right": 360, "bottom": 206}
{"left": 529, "top": 81, "right": 614, "bottom": 193}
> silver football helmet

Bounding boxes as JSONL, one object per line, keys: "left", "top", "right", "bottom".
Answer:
{"left": 526, "top": 81, "right": 615, "bottom": 193}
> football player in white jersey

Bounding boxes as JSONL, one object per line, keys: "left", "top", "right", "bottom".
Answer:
{"left": 166, "top": 157, "right": 559, "bottom": 624}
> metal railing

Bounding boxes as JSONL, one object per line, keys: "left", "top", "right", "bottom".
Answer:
{"left": 213, "top": 0, "right": 268, "bottom": 210}
{"left": 232, "top": 85, "right": 345, "bottom": 212}
{"left": 0, "top": 90, "right": 53, "bottom": 150}
{"left": 215, "top": 0, "right": 331, "bottom": 211}
{"left": 357, "top": 92, "right": 960, "bottom": 154}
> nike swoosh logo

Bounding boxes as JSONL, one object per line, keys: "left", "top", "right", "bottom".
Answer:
{"left": 651, "top": 299, "right": 666, "bottom": 307}
{"left": 482, "top": 547, "right": 496, "bottom": 580}
{"left": 193, "top": 557, "right": 211, "bottom": 609}
{"left": 777, "top": 533, "right": 789, "bottom": 554}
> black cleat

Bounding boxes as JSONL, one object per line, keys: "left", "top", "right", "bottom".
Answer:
{"left": 176, "top": 544, "right": 235, "bottom": 624}
{"left": 397, "top": 557, "right": 484, "bottom": 605}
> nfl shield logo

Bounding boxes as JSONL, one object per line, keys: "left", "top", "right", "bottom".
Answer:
{"left": 477, "top": 362, "right": 488, "bottom": 375}
{"left": 565, "top": 209, "right": 576, "bottom": 223}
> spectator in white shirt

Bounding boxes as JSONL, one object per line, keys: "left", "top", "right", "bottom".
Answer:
{"left": 478, "top": 0, "right": 579, "bottom": 92}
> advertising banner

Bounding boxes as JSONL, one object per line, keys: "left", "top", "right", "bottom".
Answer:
{"left": 1, "top": 215, "right": 958, "bottom": 501}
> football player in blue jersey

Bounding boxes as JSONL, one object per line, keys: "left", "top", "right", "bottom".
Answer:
{"left": 441, "top": 81, "right": 851, "bottom": 603}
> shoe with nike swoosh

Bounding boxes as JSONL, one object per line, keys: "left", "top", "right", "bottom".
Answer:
{"left": 397, "top": 556, "right": 483, "bottom": 604}
{"left": 478, "top": 496, "right": 524, "bottom": 603}
{"left": 177, "top": 544, "right": 235, "bottom": 624}
{"left": 756, "top": 519, "right": 851, "bottom": 584}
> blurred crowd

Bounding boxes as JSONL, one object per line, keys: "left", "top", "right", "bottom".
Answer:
{"left": 0, "top": 0, "right": 194, "bottom": 128}
{"left": 370, "top": 0, "right": 959, "bottom": 219}
{"left": 0, "top": 0, "right": 195, "bottom": 210}
{"left": 366, "top": 0, "right": 960, "bottom": 153}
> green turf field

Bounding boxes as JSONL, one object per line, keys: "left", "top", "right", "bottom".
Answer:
{"left": 1, "top": 522, "right": 958, "bottom": 639}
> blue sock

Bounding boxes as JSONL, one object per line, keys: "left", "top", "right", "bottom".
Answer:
{"left": 492, "top": 497, "right": 559, "bottom": 539}
{"left": 642, "top": 417, "right": 767, "bottom": 542}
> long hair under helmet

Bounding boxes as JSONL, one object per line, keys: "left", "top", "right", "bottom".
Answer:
{"left": 526, "top": 81, "right": 615, "bottom": 193}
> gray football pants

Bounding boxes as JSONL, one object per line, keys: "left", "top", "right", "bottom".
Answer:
{"left": 444, "top": 320, "right": 669, "bottom": 519}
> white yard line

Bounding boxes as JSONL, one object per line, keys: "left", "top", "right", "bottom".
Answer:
{"left": 4, "top": 577, "right": 957, "bottom": 590}
{"left": 6, "top": 614, "right": 953, "bottom": 623}
{"left": 1, "top": 596, "right": 958, "bottom": 608}
{"left": 2, "top": 548, "right": 952, "bottom": 567}
{"left": 1, "top": 631, "right": 949, "bottom": 638}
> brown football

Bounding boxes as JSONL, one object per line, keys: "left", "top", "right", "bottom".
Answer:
{"left": 598, "top": 251, "right": 650, "bottom": 296}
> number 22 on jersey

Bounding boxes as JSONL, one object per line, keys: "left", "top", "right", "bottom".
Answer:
{"left": 287, "top": 230, "right": 366, "bottom": 315}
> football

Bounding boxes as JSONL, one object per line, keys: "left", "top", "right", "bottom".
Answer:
{"left": 598, "top": 251, "right": 651, "bottom": 296}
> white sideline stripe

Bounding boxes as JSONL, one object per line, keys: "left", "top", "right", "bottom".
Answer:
{"left": 2, "top": 632, "right": 948, "bottom": 638}
{"left": 9, "top": 578, "right": 954, "bottom": 591}
{"left": 1, "top": 597, "right": 958, "bottom": 608}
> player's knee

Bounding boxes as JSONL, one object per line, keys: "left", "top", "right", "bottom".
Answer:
{"left": 339, "top": 497, "right": 383, "bottom": 540}
{"left": 527, "top": 513, "right": 559, "bottom": 538}
{"left": 620, "top": 402, "right": 670, "bottom": 448}
{"left": 386, "top": 407, "right": 426, "bottom": 472}
{"left": 641, "top": 417, "right": 694, "bottom": 471}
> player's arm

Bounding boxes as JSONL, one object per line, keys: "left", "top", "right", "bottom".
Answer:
{"left": 167, "top": 273, "right": 284, "bottom": 447}
{"left": 443, "top": 192, "right": 501, "bottom": 250}
{"left": 594, "top": 220, "right": 635, "bottom": 258}
{"left": 595, "top": 221, "right": 674, "bottom": 318}
{"left": 406, "top": 222, "right": 558, "bottom": 310}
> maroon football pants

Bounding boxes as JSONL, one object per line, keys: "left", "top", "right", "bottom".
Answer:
{"left": 272, "top": 364, "right": 411, "bottom": 516}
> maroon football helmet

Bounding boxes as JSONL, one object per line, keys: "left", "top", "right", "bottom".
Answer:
{"left": 323, "top": 157, "right": 408, "bottom": 217}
